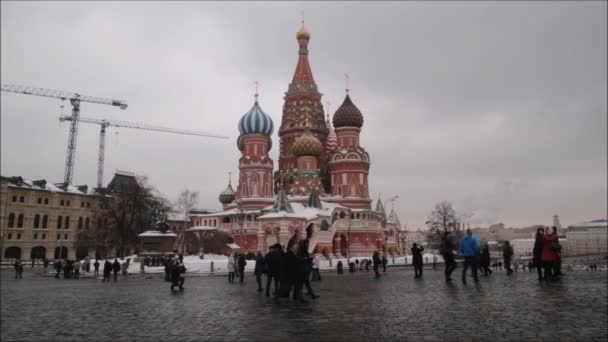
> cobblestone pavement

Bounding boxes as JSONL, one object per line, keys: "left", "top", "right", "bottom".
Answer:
{"left": 1, "top": 267, "right": 607, "bottom": 342}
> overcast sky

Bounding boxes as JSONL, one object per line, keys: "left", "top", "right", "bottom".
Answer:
{"left": 2, "top": 1, "right": 606, "bottom": 229}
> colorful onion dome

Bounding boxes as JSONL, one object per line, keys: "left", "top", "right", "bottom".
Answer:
{"left": 238, "top": 100, "right": 274, "bottom": 136}
{"left": 296, "top": 22, "right": 310, "bottom": 40}
{"left": 219, "top": 183, "right": 236, "bottom": 205}
{"left": 333, "top": 94, "right": 364, "bottom": 128}
{"left": 293, "top": 128, "right": 323, "bottom": 157}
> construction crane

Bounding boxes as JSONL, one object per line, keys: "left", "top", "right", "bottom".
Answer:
{"left": 1, "top": 84, "right": 128, "bottom": 185}
{"left": 59, "top": 115, "right": 229, "bottom": 189}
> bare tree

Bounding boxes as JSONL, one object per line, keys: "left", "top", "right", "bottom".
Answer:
{"left": 425, "top": 201, "right": 460, "bottom": 249}
{"left": 175, "top": 189, "right": 199, "bottom": 221}
{"left": 98, "top": 176, "right": 172, "bottom": 258}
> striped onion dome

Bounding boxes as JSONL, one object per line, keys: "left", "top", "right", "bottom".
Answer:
{"left": 293, "top": 129, "right": 323, "bottom": 157}
{"left": 238, "top": 101, "right": 274, "bottom": 136}
{"left": 219, "top": 183, "right": 236, "bottom": 204}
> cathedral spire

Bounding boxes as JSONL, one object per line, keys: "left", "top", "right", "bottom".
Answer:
{"left": 290, "top": 21, "right": 316, "bottom": 93}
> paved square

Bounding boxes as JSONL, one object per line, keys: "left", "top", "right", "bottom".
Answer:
{"left": 1, "top": 267, "right": 606, "bottom": 341}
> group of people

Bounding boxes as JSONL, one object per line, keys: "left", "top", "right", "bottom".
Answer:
{"left": 160, "top": 254, "right": 186, "bottom": 291}
{"left": 434, "top": 227, "right": 564, "bottom": 284}
{"left": 230, "top": 226, "right": 320, "bottom": 303}
{"left": 53, "top": 259, "right": 83, "bottom": 279}
{"left": 533, "top": 226, "right": 564, "bottom": 281}
{"left": 227, "top": 252, "right": 248, "bottom": 283}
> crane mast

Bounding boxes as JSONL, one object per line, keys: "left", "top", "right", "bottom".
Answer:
{"left": 1, "top": 84, "right": 127, "bottom": 185}
{"left": 59, "top": 115, "right": 228, "bottom": 188}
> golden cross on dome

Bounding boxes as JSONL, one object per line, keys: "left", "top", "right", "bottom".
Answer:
{"left": 325, "top": 101, "right": 331, "bottom": 119}
{"left": 254, "top": 81, "right": 259, "bottom": 102}
{"left": 345, "top": 74, "right": 350, "bottom": 95}
{"left": 228, "top": 172, "right": 232, "bottom": 186}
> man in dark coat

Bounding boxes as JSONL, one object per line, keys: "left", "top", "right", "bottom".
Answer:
{"left": 411, "top": 243, "right": 424, "bottom": 278}
{"left": 103, "top": 260, "right": 112, "bottom": 282}
{"left": 503, "top": 241, "right": 514, "bottom": 275}
{"left": 337, "top": 260, "right": 343, "bottom": 274}
{"left": 237, "top": 253, "right": 247, "bottom": 283}
{"left": 372, "top": 251, "right": 381, "bottom": 279}
{"left": 296, "top": 226, "right": 319, "bottom": 300}
{"left": 480, "top": 243, "right": 492, "bottom": 276}
{"left": 170, "top": 261, "right": 186, "bottom": 291}
{"left": 278, "top": 242, "right": 298, "bottom": 302}
{"left": 94, "top": 260, "right": 100, "bottom": 277}
{"left": 381, "top": 255, "right": 388, "bottom": 272}
{"left": 254, "top": 251, "right": 265, "bottom": 292}
{"left": 112, "top": 259, "right": 121, "bottom": 281}
{"left": 264, "top": 244, "right": 281, "bottom": 298}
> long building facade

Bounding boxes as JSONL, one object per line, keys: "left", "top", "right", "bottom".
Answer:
{"left": 183, "top": 24, "right": 406, "bottom": 257}
{"left": 0, "top": 176, "right": 106, "bottom": 261}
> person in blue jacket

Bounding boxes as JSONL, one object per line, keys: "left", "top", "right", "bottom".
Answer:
{"left": 459, "top": 229, "right": 480, "bottom": 283}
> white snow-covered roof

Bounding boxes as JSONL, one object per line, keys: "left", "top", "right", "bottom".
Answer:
{"left": 187, "top": 226, "right": 217, "bottom": 231}
{"left": 3, "top": 175, "right": 107, "bottom": 197}
{"left": 259, "top": 201, "right": 344, "bottom": 220}
{"left": 190, "top": 208, "right": 261, "bottom": 217}
{"left": 570, "top": 220, "right": 607, "bottom": 228}
{"left": 138, "top": 230, "right": 177, "bottom": 237}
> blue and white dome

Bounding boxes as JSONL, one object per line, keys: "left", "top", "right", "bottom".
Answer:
{"left": 238, "top": 101, "right": 274, "bottom": 136}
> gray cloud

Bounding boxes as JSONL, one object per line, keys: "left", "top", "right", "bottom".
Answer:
{"left": 1, "top": 1, "right": 606, "bottom": 229}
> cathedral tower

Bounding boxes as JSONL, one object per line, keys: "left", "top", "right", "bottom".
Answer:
{"left": 236, "top": 91, "right": 275, "bottom": 209}
{"left": 328, "top": 88, "right": 371, "bottom": 209}
{"left": 277, "top": 22, "right": 329, "bottom": 193}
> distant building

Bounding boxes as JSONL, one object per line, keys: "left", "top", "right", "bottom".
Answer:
{"left": 566, "top": 220, "right": 608, "bottom": 256}
{"left": 553, "top": 215, "right": 562, "bottom": 229}
{"left": 404, "top": 229, "right": 427, "bottom": 253}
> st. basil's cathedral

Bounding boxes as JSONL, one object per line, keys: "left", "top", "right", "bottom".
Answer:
{"left": 184, "top": 23, "right": 407, "bottom": 257}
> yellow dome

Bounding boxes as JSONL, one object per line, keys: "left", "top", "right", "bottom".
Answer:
{"left": 296, "top": 22, "right": 310, "bottom": 40}
{"left": 293, "top": 129, "right": 323, "bottom": 157}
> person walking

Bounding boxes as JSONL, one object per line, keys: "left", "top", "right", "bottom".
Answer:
{"left": 411, "top": 243, "right": 424, "bottom": 279}
{"left": 372, "top": 251, "right": 381, "bottom": 279}
{"left": 170, "top": 261, "right": 186, "bottom": 291}
{"left": 44, "top": 258, "right": 49, "bottom": 269}
{"left": 227, "top": 253, "right": 236, "bottom": 283}
{"left": 254, "top": 251, "right": 265, "bottom": 292}
{"left": 311, "top": 254, "right": 321, "bottom": 281}
{"left": 103, "top": 260, "right": 112, "bottom": 282}
{"left": 381, "top": 254, "right": 388, "bottom": 273}
{"left": 541, "top": 227, "right": 559, "bottom": 281}
{"left": 297, "top": 226, "right": 319, "bottom": 300}
{"left": 440, "top": 232, "right": 457, "bottom": 281}
{"left": 237, "top": 253, "right": 247, "bottom": 283}
{"left": 73, "top": 260, "right": 80, "bottom": 279}
{"left": 337, "top": 260, "right": 343, "bottom": 274}
{"left": 551, "top": 226, "right": 564, "bottom": 276}
{"left": 503, "top": 241, "right": 514, "bottom": 275}
{"left": 364, "top": 259, "right": 370, "bottom": 272}
{"left": 63, "top": 260, "right": 71, "bottom": 279}
{"left": 14, "top": 259, "right": 23, "bottom": 279}
{"left": 112, "top": 259, "right": 121, "bottom": 281}
{"left": 54, "top": 259, "right": 62, "bottom": 279}
{"left": 532, "top": 228, "right": 545, "bottom": 281}
{"left": 480, "top": 243, "right": 492, "bottom": 276}
{"left": 264, "top": 244, "right": 281, "bottom": 298}
{"left": 94, "top": 260, "right": 100, "bottom": 277}
{"left": 459, "top": 229, "right": 480, "bottom": 284}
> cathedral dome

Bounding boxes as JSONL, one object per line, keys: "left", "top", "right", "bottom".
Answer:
{"left": 293, "top": 129, "right": 323, "bottom": 157}
{"left": 219, "top": 183, "right": 236, "bottom": 205}
{"left": 238, "top": 101, "right": 274, "bottom": 136}
{"left": 333, "top": 94, "right": 364, "bottom": 128}
{"left": 296, "top": 22, "right": 310, "bottom": 40}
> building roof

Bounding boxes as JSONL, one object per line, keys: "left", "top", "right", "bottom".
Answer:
{"left": 138, "top": 230, "right": 177, "bottom": 237}
{"left": 238, "top": 100, "right": 274, "bottom": 136}
{"left": 2, "top": 175, "right": 103, "bottom": 196}
{"left": 187, "top": 226, "right": 217, "bottom": 232}
{"left": 333, "top": 94, "right": 364, "bottom": 128}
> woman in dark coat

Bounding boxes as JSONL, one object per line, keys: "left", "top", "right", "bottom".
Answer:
{"left": 411, "top": 243, "right": 424, "bottom": 279}
{"left": 372, "top": 251, "right": 381, "bottom": 279}
{"left": 480, "top": 244, "right": 492, "bottom": 276}
{"left": 254, "top": 251, "right": 265, "bottom": 292}
{"left": 533, "top": 227, "right": 544, "bottom": 280}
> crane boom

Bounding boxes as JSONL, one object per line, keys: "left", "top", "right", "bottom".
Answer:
{"left": 61, "top": 115, "right": 228, "bottom": 139}
{"left": 1, "top": 84, "right": 128, "bottom": 108}
{"left": 59, "top": 115, "right": 228, "bottom": 188}
{"left": 2, "top": 84, "right": 127, "bottom": 186}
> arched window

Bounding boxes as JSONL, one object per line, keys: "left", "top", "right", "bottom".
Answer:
{"left": 34, "top": 214, "right": 40, "bottom": 228}
{"left": 8, "top": 213, "right": 15, "bottom": 228}
{"left": 85, "top": 218, "right": 90, "bottom": 230}
{"left": 17, "top": 213, "right": 24, "bottom": 228}
{"left": 42, "top": 215, "right": 48, "bottom": 228}
{"left": 78, "top": 217, "right": 83, "bottom": 230}
{"left": 350, "top": 213, "right": 354, "bottom": 219}
{"left": 57, "top": 216, "right": 63, "bottom": 229}
{"left": 356, "top": 213, "right": 360, "bottom": 219}
{"left": 340, "top": 211, "right": 346, "bottom": 219}
{"left": 64, "top": 216, "right": 70, "bottom": 229}
{"left": 321, "top": 220, "right": 329, "bottom": 231}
